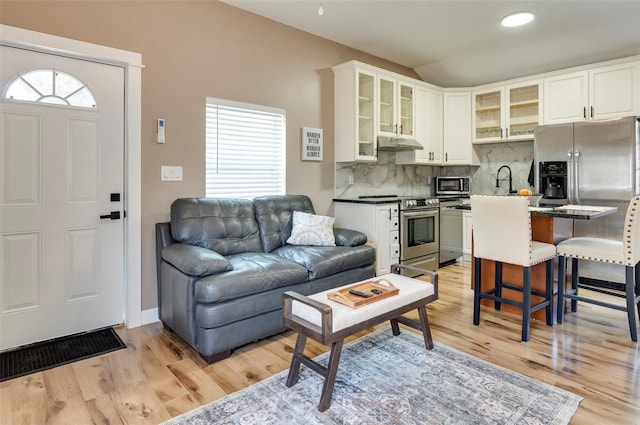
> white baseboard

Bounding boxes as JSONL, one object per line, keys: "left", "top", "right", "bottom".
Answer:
{"left": 141, "top": 308, "right": 159, "bottom": 326}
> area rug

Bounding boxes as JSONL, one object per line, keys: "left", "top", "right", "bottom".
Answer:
{"left": 162, "top": 327, "right": 582, "bottom": 425}
{"left": 0, "top": 327, "right": 126, "bottom": 382}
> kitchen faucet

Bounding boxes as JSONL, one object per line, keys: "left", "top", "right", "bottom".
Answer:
{"left": 496, "top": 165, "right": 517, "bottom": 194}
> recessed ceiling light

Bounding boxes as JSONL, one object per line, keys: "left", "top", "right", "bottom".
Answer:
{"left": 501, "top": 12, "right": 534, "bottom": 27}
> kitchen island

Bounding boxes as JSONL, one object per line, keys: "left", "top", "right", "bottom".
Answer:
{"left": 465, "top": 204, "right": 617, "bottom": 321}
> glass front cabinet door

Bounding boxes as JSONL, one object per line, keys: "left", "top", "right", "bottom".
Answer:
{"left": 378, "top": 74, "right": 415, "bottom": 138}
{"left": 473, "top": 81, "right": 540, "bottom": 143}
{"left": 357, "top": 70, "right": 376, "bottom": 158}
{"left": 398, "top": 82, "right": 414, "bottom": 137}
{"left": 507, "top": 83, "right": 541, "bottom": 140}
{"left": 473, "top": 89, "right": 502, "bottom": 142}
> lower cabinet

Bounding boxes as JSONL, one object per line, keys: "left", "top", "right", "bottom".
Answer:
{"left": 334, "top": 202, "right": 400, "bottom": 275}
{"left": 462, "top": 211, "right": 472, "bottom": 262}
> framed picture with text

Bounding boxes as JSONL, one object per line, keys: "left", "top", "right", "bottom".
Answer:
{"left": 301, "top": 127, "right": 323, "bottom": 161}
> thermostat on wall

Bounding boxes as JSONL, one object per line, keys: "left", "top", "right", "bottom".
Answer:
{"left": 157, "top": 118, "right": 165, "bottom": 144}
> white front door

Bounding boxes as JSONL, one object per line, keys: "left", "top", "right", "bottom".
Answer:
{"left": 0, "top": 45, "right": 125, "bottom": 350}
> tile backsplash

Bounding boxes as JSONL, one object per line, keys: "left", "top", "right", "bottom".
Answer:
{"left": 335, "top": 141, "right": 535, "bottom": 198}
{"left": 471, "top": 141, "right": 535, "bottom": 195}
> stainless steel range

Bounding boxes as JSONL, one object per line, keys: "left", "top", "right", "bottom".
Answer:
{"left": 398, "top": 197, "right": 440, "bottom": 277}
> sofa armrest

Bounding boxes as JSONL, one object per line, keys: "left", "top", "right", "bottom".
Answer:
{"left": 334, "top": 228, "right": 368, "bottom": 247}
{"left": 162, "top": 243, "right": 233, "bottom": 277}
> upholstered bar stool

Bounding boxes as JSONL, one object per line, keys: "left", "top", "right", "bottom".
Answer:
{"left": 557, "top": 196, "right": 640, "bottom": 341}
{"left": 471, "top": 195, "right": 556, "bottom": 341}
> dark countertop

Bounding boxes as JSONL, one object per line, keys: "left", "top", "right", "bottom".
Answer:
{"left": 456, "top": 204, "right": 618, "bottom": 220}
{"left": 333, "top": 197, "right": 401, "bottom": 205}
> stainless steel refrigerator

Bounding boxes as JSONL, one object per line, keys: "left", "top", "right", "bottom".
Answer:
{"left": 534, "top": 116, "right": 640, "bottom": 285}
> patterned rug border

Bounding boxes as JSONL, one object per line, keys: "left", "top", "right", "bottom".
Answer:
{"left": 163, "top": 327, "right": 583, "bottom": 424}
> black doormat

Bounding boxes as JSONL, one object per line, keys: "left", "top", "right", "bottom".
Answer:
{"left": 0, "top": 327, "right": 126, "bottom": 382}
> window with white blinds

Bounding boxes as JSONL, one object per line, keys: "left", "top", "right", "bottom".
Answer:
{"left": 205, "top": 98, "right": 286, "bottom": 199}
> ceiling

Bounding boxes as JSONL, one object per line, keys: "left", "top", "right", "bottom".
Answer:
{"left": 221, "top": 0, "right": 640, "bottom": 87}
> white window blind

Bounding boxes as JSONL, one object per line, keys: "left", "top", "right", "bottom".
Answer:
{"left": 205, "top": 97, "right": 285, "bottom": 199}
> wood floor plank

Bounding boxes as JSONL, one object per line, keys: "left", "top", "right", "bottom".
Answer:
{"left": 41, "top": 365, "right": 94, "bottom": 425}
{"left": 85, "top": 394, "right": 126, "bottom": 425}
{"left": 6, "top": 373, "right": 48, "bottom": 425}
{"left": 166, "top": 358, "right": 227, "bottom": 404}
{"left": 107, "top": 382, "right": 171, "bottom": 425}
{"left": 2, "top": 261, "right": 638, "bottom": 424}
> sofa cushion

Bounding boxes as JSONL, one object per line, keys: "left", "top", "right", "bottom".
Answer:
{"left": 272, "top": 244, "right": 376, "bottom": 280}
{"left": 193, "top": 252, "right": 309, "bottom": 303}
{"left": 170, "top": 198, "right": 262, "bottom": 255}
{"left": 254, "top": 195, "right": 315, "bottom": 253}
{"left": 162, "top": 243, "right": 233, "bottom": 276}
{"left": 286, "top": 211, "right": 336, "bottom": 247}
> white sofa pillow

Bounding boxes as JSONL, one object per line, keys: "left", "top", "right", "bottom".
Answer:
{"left": 286, "top": 211, "right": 336, "bottom": 246}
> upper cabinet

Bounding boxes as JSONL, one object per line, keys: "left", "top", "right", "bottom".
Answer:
{"left": 334, "top": 56, "right": 639, "bottom": 164}
{"left": 543, "top": 61, "right": 640, "bottom": 124}
{"left": 472, "top": 81, "right": 541, "bottom": 144}
{"left": 396, "top": 85, "right": 443, "bottom": 165}
{"left": 333, "top": 61, "right": 419, "bottom": 163}
{"left": 333, "top": 63, "right": 378, "bottom": 162}
{"left": 443, "top": 91, "right": 475, "bottom": 165}
{"left": 378, "top": 73, "right": 415, "bottom": 138}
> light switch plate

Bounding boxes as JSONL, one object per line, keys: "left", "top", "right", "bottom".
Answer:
{"left": 161, "top": 165, "right": 182, "bottom": 181}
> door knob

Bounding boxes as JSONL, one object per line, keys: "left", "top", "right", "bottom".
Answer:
{"left": 100, "top": 211, "right": 121, "bottom": 220}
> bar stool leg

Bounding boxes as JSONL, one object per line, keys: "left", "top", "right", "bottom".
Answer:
{"left": 545, "top": 258, "right": 554, "bottom": 326}
{"left": 635, "top": 262, "right": 640, "bottom": 320}
{"left": 625, "top": 266, "right": 638, "bottom": 342}
{"left": 521, "top": 266, "right": 532, "bottom": 342}
{"left": 557, "top": 256, "right": 566, "bottom": 324}
{"left": 571, "top": 258, "right": 579, "bottom": 312}
{"left": 473, "top": 257, "right": 482, "bottom": 325}
{"left": 495, "top": 261, "right": 503, "bottom": 311}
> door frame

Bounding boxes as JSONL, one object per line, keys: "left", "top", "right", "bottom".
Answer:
{"left": 0, "top": 24, "right": 143, "bottom": 328}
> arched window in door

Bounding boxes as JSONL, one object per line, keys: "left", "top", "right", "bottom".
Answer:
{"left": 2, "top": 68, "right": 97, "bottom": 109}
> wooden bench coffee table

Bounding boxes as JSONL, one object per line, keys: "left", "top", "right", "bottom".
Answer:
{"left": 282, "top": 264, "right": 438, "bottom": 411}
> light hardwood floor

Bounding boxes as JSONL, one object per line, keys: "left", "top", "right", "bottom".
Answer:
{"left": 1, "top": 262, "right": 638, "bottom": 424}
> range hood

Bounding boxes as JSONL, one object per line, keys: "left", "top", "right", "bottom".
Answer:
{"left": 376, "top": 136, "right": 424, "bottom": 151}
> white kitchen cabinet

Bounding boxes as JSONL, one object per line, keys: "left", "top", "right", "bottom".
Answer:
{"left": 472, "top": 81, "right": 541, "bottom": 143}
{"left": 462, "top": 211, "right": 472, "bottom": 262}
{"left": 378, "top": 73, "right": 415, "bottom": 139}
{"left": 443, "top": 91, "right": 475, "bottom": 165}
{"left": 396, "top": 84, "right": 443, "bottom": 165}
{"left": 333, "top": 63, "right": 378, "bottom": 162}
{"left": 334, "top": 201, "right": 399, "bottom": 275}
{"left": 543, "top": 60, "right": 640, "bottom": 124}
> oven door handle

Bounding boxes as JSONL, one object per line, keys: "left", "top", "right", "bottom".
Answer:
{"left": 402, "top": 211, "right": 438, "bottom": 218}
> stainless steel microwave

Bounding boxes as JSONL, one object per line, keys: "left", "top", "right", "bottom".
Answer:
{"left": 435, "top": 176, "right": 470, "bottom": 196}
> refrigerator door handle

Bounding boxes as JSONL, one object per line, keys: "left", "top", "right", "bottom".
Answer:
{"left": 574, "top": 150, "right": 581, "bottom": 204}
{"left": 567, "top": 150, "right": 573, "bottom": 203}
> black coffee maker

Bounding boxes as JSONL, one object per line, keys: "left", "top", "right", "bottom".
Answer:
{"left": 539, "top": 161, "right": 567, "bottom": 200}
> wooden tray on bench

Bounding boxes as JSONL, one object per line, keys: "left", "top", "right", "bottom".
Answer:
{"left": 327, "top": 279, "right": 399, "bottom": 308}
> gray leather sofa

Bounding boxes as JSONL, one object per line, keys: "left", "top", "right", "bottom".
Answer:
{"left": 155, "top": 195, "right": 375, "bottom": 363}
